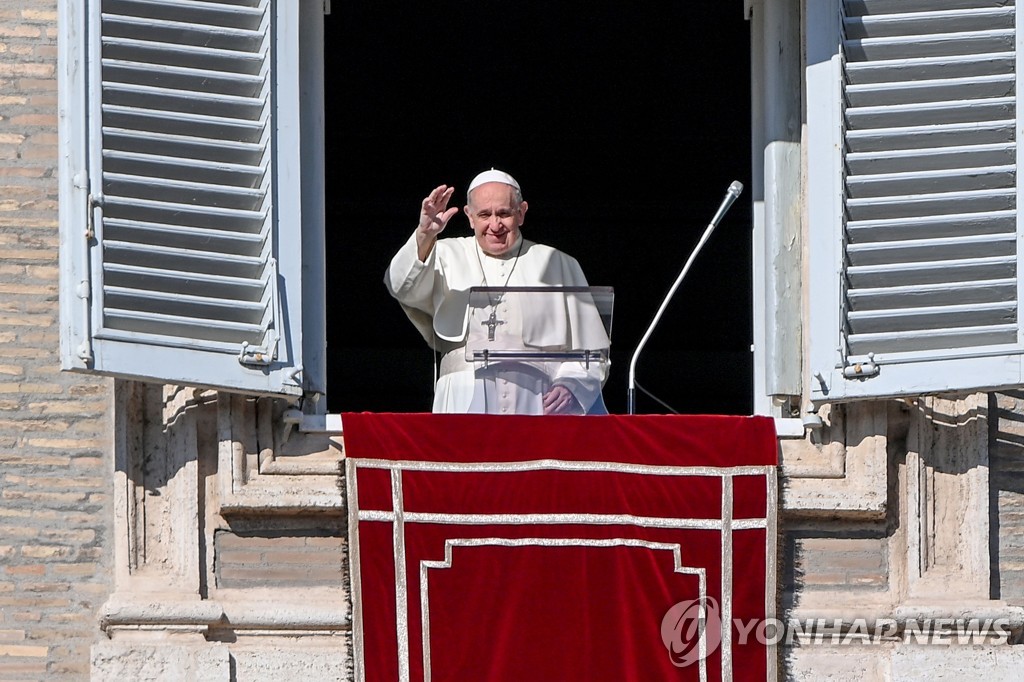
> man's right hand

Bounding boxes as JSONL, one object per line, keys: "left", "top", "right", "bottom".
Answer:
{"left": 416, "top": 185, "right": 459, "bottom": 261}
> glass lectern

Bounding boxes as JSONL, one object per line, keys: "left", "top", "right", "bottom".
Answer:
{"left": 462, "top": 286, "right": 613, "bottom": 415}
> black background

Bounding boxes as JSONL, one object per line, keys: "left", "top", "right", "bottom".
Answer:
{"left": 323, "top": 2, "right": 753, "bottom": 415}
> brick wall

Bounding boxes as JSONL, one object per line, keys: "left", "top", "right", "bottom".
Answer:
{"left": 0, "top": 2, "right": 113, "bottom": 679}
{"left": 215, "top": 528, "right": 345, "bottom": 589}
{"left": 781, "top": 527, "right": 890, "bottom": 611}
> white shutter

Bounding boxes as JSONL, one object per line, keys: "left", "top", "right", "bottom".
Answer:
{"left": 807, "top": 0, "right": 1024, "bottom": 401}
{"left": 60, "top": 0, "right": 316, "bottom": 397}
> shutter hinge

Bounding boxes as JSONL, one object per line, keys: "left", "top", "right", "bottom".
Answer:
{"left": 75, "top": 183, "right": 100, "bottom": 365}
{"left": 75, "top": 279, "right": 93, "bottom": 363}
{"left": 238, "top": 338, "right": 279, "bottom": 366}
{"left": 323, "top": 0, "right": 331, "bottom": 15}
{"left": 843, "top": 352, "right": 879, "bottom": 379}
{"left": 238, "top": 258, "right": 281, "bottom": 367}
{"left": 86, "top": 192, "right": 104, "bottom": 240}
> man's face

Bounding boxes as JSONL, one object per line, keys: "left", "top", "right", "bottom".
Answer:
{"left": 465, "top": 182, "right": 528, "bottom": 256}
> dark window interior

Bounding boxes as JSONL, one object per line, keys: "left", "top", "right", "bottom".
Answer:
{"left": 324, "top": 2, "right": 752, "bottom": 415}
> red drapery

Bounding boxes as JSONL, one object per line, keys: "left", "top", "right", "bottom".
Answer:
{"left": 343, "top": 414, "right": 778, "bottom": 682}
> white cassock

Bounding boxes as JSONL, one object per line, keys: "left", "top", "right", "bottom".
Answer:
{"left": 385, "top": 231, "right": 609, "bottom": 414}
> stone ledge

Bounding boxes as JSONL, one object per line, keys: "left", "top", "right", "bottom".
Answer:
{"left": 99, "top": 594, "right": 351, "bottom": 634}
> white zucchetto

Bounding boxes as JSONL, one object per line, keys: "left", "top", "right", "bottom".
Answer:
{"left": 467, "top": 168, "right": 521, "bottom": 194}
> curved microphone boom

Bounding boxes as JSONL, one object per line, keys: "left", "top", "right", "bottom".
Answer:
{"left": 627, "top": 180, "right": 744, "bottom": 414}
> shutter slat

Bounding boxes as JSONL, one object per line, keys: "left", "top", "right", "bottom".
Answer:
{"left": 846, "top": 164, "right": 1013, "bottom": 198}
{"left": 847, "top": 233, "right": 1015, "bottom": 265}
{"left": 847, "top": 324, "right": 1017, "bottom": 355}
{"left": 103, "top": 149, "right": 266, "bottom": 186}
{"left": 100, "top": 14, "right": 266, "bottom": 51}
{"left": 103, "top": 37, "right": 265, "bottom": 73}
{"left": 848, "top": 1, "right": 1012, "bottom": 14}
{"left": 847, "top": 210, "right": 1014, "bottom": 241}
{"left": 844, "top": 8, "right": 1014, "bottom": 39}
{"left": 102, "top": 105, "right": 265, "bottom": 142}
{"left": 844, "top": 29, "right": 1015, "bottom": 61}
{"left": 102, "top": 83, "right": 266, "bottom": 119}
{"left": 846, "top": 188, "right": 1015, "bottom": 220}
{"left": 102, "top": 196, "right": 265, "bottom": 231}
{"left": 104, "top": 263, "right": 266, "bottom": 301}
{"left": 103, "top": 127, "right": 265, "bottom": 165}
{"left": 102, "top": 59, "right": 265, "bottom": 97}
{"left": 105, "top": 285, "right": 265, "bottom": 324}
{"left": 104, "top": 308, "right": 266, "bottom": 344}
{"left": 846, "top": 119, "right": 1014, "bottom": 152}
{"left": 846, "top": 96, "right": 1014, "bottom": 128}
{"left": 847, "top": 255, "right": 1016, "bottom": 288}
{"left": 848, "top": 300, "right": 1016, "bottom": 333}
{"left": 846, "top": 73, "right": 1013, "bottom": 106}
{"left": 846, "top": 52, "right": 1014, "bottom": 85}
{"left": 104, "top": 171, "right": 266, "bottom": 209}
{"left": 104, "top": 240, "right": 267, "bottom": 278}
{"left": 104, "top": 0, "right": 265, "bottom": 27}
{"left": 848, "top": 278, "right": 1017, "bottom": 309}
{"left": 846, "top": 142, "right": 1015, "bottom": 175}
{"left": 104, "top": 218, "right": 264, "bottom": 256}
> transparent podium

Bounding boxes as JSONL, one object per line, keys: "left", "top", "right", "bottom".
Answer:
{"left": 464, "top": 286, "right": 613, "bottom": 415}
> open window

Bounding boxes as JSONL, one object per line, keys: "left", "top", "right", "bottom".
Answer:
{"left": 59, "top": 0, "right": 326, "bottom": 400}
{"left": 804, "top": 0, "right": 1024, "bottom": 402}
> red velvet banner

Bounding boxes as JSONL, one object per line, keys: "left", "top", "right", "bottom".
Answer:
{"left": 344, "top": 414, "right": 778, "bottom": 682}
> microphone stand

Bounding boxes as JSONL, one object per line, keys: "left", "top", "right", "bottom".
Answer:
{"left": 627, "top": 181, "right": 744, "bottom": 414}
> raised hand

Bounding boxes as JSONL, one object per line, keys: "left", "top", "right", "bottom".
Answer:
{"left": 416, "top": 185, "right": 459, "bottom": 261}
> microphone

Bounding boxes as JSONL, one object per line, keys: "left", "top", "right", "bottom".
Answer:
{"left": 710, "top": 181, "right": 744, "bottom": 229}
{"left": 627, "top": 180, "right": 745, "bottom": 414}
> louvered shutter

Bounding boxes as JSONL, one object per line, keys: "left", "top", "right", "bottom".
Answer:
{"left": 61, "top": 0, "right": 315, "bottom": 397}
{"left": 807, "top": 0, "right": 1024, "bottom": 401}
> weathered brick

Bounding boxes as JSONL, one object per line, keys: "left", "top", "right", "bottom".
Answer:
{"left": 0, "top": 25, "right": 43, "bottom": 39}
{"left": 20, "top": 544, "right": 80, "bottom": 561}
{"left": 2, "top": 490, "right": 89, "bottom": 505}
{"left": 18, "top": 582, "right": 71, "bottom": 593}
{"left": 0, "top": 283, "right": 55, "bottom": 295}
{"left": 0, "top": 660, "right": 47, "bottom": 674}
{"left": 0, "top": 382, "right": 63, "bottom": 393}
{"left": 0, "top": 595, "right": 69, "bottom": 608}
{"left": 8, "top": 611, "right": 43, "bottom": 623}
{"left": 0, "top": 525, "right": 39, "bottom": 540}
{"left": 9, "top": 113, "right": 56, "bottom": 126}
{"left": 4, "top": 565, "right": 45, "bottom": 577}
{"left": 25, "top": 264, "right": 57, "bottom": 279}
{"left": 27, "top": 399, "right": 107, "bottom": 415}
{"left": 0, "top": 420, "right": 70, "bottom": 432}
{"left": 21, "top": 9, "right": 58, "bottom": 21}
{"left": 51, "top": 563, "right": 98, "bottom": 578}
{"left": 14, "top": 78, "right": 56, "bottom": 92}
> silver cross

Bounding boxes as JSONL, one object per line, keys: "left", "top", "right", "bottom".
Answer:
{"left": 482, "top": 309, "right": 505, "bottom": 341}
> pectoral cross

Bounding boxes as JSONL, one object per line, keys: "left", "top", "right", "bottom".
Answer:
{"left": 482, "top": 309, "right": 505, "bottom": 341}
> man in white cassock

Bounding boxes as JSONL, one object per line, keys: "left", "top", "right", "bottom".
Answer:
{"left": 385, "top": 169, "right": 608, "bottom": 415}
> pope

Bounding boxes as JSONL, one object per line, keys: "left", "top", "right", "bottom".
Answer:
{"left": 385, "top": 169, "right": 608, "bottom": 415}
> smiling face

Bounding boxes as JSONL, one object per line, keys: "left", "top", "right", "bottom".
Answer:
{"left": 465, "top": 182, "right": 528, "bottom": 256}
